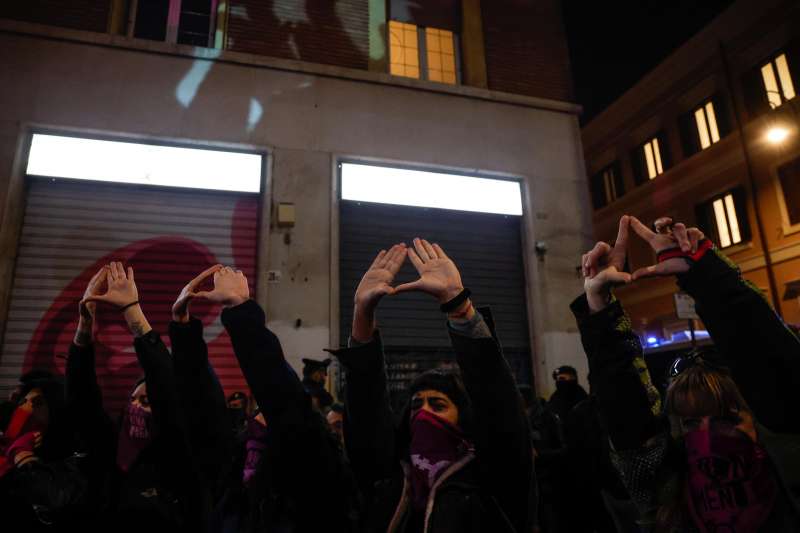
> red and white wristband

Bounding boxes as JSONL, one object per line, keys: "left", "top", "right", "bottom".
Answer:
{"left": 656, "top": 238, "right": 714, "bottom": 265}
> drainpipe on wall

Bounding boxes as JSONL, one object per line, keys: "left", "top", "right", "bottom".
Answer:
{"left": 719, "top": 42, "right": 783, "bottom": 317}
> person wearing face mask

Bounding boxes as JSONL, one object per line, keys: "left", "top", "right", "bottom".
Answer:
{"left": 0, "top": 370, "right": 92, "bottom": 531}
{"left": 227, "top": 392, "right": 249, "bottom": 434}
{"left": 332, "top": 239, "right": 535, "bottom": 533}
{"left": 71, "top": 263, "right": 199, "bottom": 532}
{"left": 546, "top": 366, "right": 588, "bottom": 422}
{"left": 573, "top": 215, "right": 800, "bottom": 532}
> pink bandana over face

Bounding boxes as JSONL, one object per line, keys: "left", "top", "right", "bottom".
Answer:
{"left": 116, "top": 403, "right": 153, "bottom": 472}
{"left": 408, "top": 409, "right": 470, "bottom": 511}
{"left": 242, "top": 417, "right": 268, "bottom": 487}
{"left": 685, "top": 428, "right": 777, "bottom": 533}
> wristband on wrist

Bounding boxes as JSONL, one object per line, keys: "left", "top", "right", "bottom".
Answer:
{"left": 119, "top": 300, "right": 140, "bottom": 312}
{"left": 656, "top": 239, "right": 714, "bottom": 265}
{"left": 447, "top": 302, "right": 474, "bottom": 320}
{"left": 440, "top": 288, "right": 471, "bottom": 313}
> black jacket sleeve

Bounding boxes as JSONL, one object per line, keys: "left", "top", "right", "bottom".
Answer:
{"left": 134, "top": 331, "right": 185, "bottom": 446}
{"left": 448, "top": 310, "right": 535, "bottom": 533}
{"left": 169, "top": 318, "right": 233, "bottom": 485}
{"left": 220, "top": 300, "right": 308, "bottom": 421}
{"left": 65, "top": 343, "right": 116, "bottom": 468}
{"left": 676, "top": 249, "right": 800, "bottom": 433}
{"left": 330, "top": 333, "right": 399, "bottom": 494}
{"left": 220, "top": 300, "right": 358, "bottom": 531}
{"left": 570, "top": 295, "right": 663, "bottom": 451}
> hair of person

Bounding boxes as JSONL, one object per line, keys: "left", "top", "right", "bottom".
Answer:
{"left": 408, "top": 368, "right": 473, "bottom": 433}
{"left": 329, "top": 403, "right": 345, "bottom": 415}
{"left": 665, "top": 361, "right": 751, "bottom": 438}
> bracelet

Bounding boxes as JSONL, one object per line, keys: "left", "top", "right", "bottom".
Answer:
{"left": 440, "top": 288, "right": 471, "bottom": 313}
{"left": 119, "top": 300, "right": 140, "bottom": 312}
{"left": 448, "top": 302, "right": 474, "bottom": 320}
{"left": 656, "top": 239, "right": 714, "bottom": 264}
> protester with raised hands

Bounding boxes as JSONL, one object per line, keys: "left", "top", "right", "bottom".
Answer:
{"left": 332, "top": 238, "right": 534, "bottom": 533}
{"left": 191, "top": 266, "right": 359, "bottom": 532}
{"left": 166, "top": 265, "right": 237, "bottom": 529}
{"left": 78, "top": 262, "right": 198, "bottom": 532}
{"left": 0, "top": 324, "right": 91, "bottom": 530}
{"left": 573, "top": 215, "right": 800, "bottom": 532}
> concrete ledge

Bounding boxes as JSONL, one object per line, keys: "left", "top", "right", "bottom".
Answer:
{"left": 0, "top": 18, "right": 582, "bottom": 116}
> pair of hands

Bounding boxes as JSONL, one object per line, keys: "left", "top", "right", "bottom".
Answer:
{"left": 78, "top": 262, "right": 250, "bottom": 326}
{"left": 583, "top": 215, "right": 705, "bottom": 312}
{"left": 352, "top": 238, "right": 465, "bottom": 342}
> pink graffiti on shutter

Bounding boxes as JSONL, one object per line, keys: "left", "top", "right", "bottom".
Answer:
{"left": 22, "top": 197, "right": 260, "bottom": 413}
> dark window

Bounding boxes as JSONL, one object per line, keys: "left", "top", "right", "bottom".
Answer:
{"left": 590, "top": 162, "right": 624, "bottom": 209}
{"left": 778, "top": 157, "right": 800, "bottom": 226}
{"left": 178, "top": 0, "right": 213, "bottom": 46}
{"left": 133, "top": 0, "right": 169, "bottom": 41}
{"left": 696, "top": 188, "right": 751, "bottom": 249}
{"left": 133, "top": 0, "right": 213, "bottom": 46}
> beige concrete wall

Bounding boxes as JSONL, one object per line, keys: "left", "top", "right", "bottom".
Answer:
{"left": 0, "top": 29, "right": 591, "bottom": 395}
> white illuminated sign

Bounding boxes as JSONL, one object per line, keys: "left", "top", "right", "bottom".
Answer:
{"left": 341, "top": 163, "right": 523, "bottom": 216}
{"left": 27, "top": 134, "right": 263, "bottom": 193}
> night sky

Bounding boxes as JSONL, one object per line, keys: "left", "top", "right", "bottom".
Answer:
{"left": 562, "top": 0, "right": 735, "bottom": 125}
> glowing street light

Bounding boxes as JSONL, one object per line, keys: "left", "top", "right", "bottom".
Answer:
{"left": 766, "top": 126, "right": 790, "bottom": 144}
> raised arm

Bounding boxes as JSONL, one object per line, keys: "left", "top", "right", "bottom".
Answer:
{"left": 83, "top": 263, "right": 186, "bottom": 451}
{"left": 66, "top": 266, "right": 115, "bottom": 468}
{"left": 629, "top": 216, "right": 800, "bottom": 433}
{"left": 572, "top": 217, "right": 662, "bottom": 451}
{"left": 193, "top": 267, "right": 306, "bottom": 422}
{"left": 395, "top": 238, "right": 535, "bottom": 533}
{"left": 169, "top": 265, "right": 232, "bottom": 483}
{"left": 331, "top": 244, "right": 407, "bottom": 492}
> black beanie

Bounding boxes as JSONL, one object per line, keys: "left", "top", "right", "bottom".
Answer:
{"left": 408, "top": 368, "right": 473, "bottom": 434}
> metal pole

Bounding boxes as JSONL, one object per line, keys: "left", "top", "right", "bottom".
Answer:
{"left": 719, "top": 42, "right": 783, "bottom": 317}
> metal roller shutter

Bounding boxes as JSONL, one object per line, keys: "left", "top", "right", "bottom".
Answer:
{"left": 339, "top": 200, "right": 532, "bottom": 410}
{"left": 1, "top": 178, "right": 259, "bottom": 412}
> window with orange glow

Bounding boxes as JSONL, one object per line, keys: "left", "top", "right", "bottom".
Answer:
{"left": 761, "top": 53, "right": 796, "bottom": 109}
{"left": 389, "top": 21, "right": 458, "bottom": 84}
{"left": 389, "top": 20, "right": 420, "bottom": 79}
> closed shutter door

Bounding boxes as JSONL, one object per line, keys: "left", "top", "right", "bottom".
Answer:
{"left": 339, "top": 200, "right": 532, "bottom": 410}
{"left": 1, "top": 178, "right": 259, "bottom": 412}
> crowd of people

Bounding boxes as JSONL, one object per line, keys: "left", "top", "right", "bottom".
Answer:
{"left": 0, "top": 217, "right": 798, "bottom": 533}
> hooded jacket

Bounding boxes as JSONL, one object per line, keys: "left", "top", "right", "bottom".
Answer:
{"left": 331, "top": 308, "right": 535, "bottom": 533}
{"left": 570, "top": 249, "right": 800, "bottom": 532}
{"left": 0, "top": 374, "right": 91, "bottom": 532}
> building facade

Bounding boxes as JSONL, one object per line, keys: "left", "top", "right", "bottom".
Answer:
{"left": 0, "top": 0, "right": 590, "bottom": 406}
{"left": 582, "top": 0, "right": 800, "bottom": 348}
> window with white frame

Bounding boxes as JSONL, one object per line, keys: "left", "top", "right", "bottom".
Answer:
{"left": 694, "top": 101, "right": 721, "bottom": 149}
{"left": 590, "top": 163, "right": 624, "bottom": 209}
{"left": 761, "top": 53, "right": 796, "bottom": 109}
{"left": 389, "top": 20, "right": 459, "bottom": 84}
{"left": 698, "top": 190, "right": 750, "bottom": 249}
{"left": 131, "top": 0, "right": 217, "bottom": 47}
{"left": 643, "top": 137, "right": 665, "bottom": 179}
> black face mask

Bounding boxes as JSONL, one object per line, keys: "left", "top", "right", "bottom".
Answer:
{"left": 555, "top": 380, "right": 579, "bottom": 396}
{"left": 229, "top": 407, "right": 246, "bottom": 427}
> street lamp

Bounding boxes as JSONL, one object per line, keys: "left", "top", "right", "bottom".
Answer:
{"left": 764, "top": 90, "right": 797, "bottom": 145}
{"left": 766, "top": 125, "right": 791, "bottom": 144}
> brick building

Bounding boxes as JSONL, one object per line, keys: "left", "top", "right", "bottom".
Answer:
{"left": 0, "top": 0, "right": 589, "bottom": 404}
{"left": 581, "top": 0, "right": 800, "bottom": 348}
